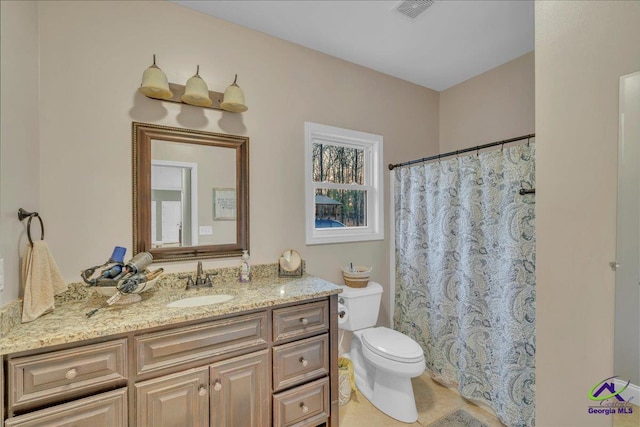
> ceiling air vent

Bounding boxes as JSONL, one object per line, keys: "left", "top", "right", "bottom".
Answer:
{"left": 393, "top": 0, "right": 434, "bottom": 19}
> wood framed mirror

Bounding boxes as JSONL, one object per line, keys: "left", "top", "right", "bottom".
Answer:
{"left": 133, "top": 122, "right": 249, "bottom": 262}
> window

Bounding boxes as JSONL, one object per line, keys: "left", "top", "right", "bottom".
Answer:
{"left": 304, "top": 122, "right": 383, "bottom": 245}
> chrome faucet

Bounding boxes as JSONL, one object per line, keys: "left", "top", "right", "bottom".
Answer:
{"left": 181, "top": 261, "right": 216, "bottom": 290}
{"left": 196, "top": 261, "right": 204, "bottom": 284}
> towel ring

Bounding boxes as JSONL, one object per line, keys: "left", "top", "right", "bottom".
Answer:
{"left": 18, "top": 208, "right": 45, "bottom": 246}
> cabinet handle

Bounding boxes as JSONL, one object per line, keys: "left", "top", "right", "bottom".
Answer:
{"left": 213, "top": 380, "right": 222, "bottom": 392}
{"left": 65, "top": 369, "right": 77, "bottom": 380}
{"left": 299, "top": 402, "right": 309, "bottom": 413}
{"left": 198, "top": 385, "right": 207, "bottom": 396}
{"left": 299, "top": 357, "right": 308, "bottom": 367}
{"left": 300, "top": 317, "right": 308, "bottom": 325}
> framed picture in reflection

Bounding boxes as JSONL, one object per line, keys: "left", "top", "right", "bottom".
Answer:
{"left": 213, "top": 188, "right": 236, "bottom": 220}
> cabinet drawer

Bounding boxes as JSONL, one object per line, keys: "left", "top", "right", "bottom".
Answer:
{"left": 273, "top": 301, "right": 328, "bottom": 343}
{"left": 5, "top": 388, "right": 127, "bottom": 427}
{"left": 135, "top": 311, "right": 267, "bottom": 376}
{"left": 273, "top": 334, "right": 328, "bottom": 391}
{"left": 273, "top": 377, "right": 329, "bottom": 427}
{"left": 8, "top": 339, "right": 128, "bottom": 411}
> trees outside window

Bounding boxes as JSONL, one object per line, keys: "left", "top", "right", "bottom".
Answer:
{"left": 305, "top": 122, "right": 383, "bottom": 245}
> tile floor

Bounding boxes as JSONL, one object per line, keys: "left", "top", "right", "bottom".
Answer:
{"left": 339, "top": 373, "right": 505, "bottom": 427}
{"left": 612, "top": 406, "right": 639, "bottom": 427}
{"left": 338, "top": 373, "right": 640, "bottom": 427}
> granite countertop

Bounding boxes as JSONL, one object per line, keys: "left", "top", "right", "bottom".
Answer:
{"left": 0, "top": 266, "right": 342, "bottom": 355}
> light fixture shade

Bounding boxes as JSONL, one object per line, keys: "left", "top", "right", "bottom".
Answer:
{"left": 181, "top": 65, "right": 213, "bottom": 107}
{"left": 139, "top": 55, "right": 173, "bottom": 100}
{"left": 220, "top": 75, "right": 248, "bottom": 112}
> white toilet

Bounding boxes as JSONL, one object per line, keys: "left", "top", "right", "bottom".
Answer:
{"left": 338, "top": 281, "right": 425, "bottom": 423}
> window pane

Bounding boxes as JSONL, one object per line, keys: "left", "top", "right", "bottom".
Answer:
{"left": 312, "top": 143, "right": 365, "bottom": 184}
{"left": 315, "top": 189, "right": 367, "bottom": 228}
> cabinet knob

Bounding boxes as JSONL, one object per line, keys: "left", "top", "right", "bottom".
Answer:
{"left": 198, "top": 385, "right": 207, "bottom": 396}
{"left": 213, "top": 380, "right": 222, "bottom": 392}
{"left": 300, "top": 317, "right": 308, "bottom": 326}
{"left": 299, "top": 402, "right": 309, "bottom": 413}
{"left": 299, "top": 357, "right": 308, "bottom": 367}
{"left": 65, "top": 368, "right": 77, "bottom": 380}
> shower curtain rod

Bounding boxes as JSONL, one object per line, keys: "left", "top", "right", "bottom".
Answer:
{"left": 388, "top": 133, "right": 535, "bottom": 170}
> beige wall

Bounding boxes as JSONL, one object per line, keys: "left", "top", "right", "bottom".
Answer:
{"left": 535, "top": 1, "right": 640, "bottom": 426}
{"left": 1, "top": 1, "right": 440, "bottom": 326}
{"left": 439, "top": 52, "right": 535, "bottom": 152}
{"left": 0, "top": 1, "right": 40, "bottom": 306}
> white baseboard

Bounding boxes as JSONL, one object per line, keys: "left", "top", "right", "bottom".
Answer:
{"left": 614, "top": 378, "right": 640, "bottom": 406}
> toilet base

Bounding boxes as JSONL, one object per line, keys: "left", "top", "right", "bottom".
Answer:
{"left": 347, "top": 332, "right": 423, "bottom": 424}
{"left": 355, "top": 367, "right": 419, "bottom": 423}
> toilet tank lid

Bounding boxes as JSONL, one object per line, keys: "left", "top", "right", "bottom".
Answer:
{"left": 339, "top": 281, "right": 383, "bottom": 298}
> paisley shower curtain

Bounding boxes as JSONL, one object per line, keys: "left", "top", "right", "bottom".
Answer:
{"left": 394, "top": 144, "right": 536, "bottom": 427}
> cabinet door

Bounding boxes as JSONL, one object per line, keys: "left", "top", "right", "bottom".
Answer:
{"left": 210, "top": 349, "right": 269, "bottom": 427}
{"left": 5, "top": 388, "right": 127, "bottom": 427}
{"left": 136, "top": 366, "right": 209, "bottom": 427}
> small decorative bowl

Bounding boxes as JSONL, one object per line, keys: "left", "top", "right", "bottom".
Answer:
{"left": 341, "top": 266, "right": 372, "bottom": 288}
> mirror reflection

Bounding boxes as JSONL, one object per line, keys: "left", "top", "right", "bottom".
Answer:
{"left": 133, "top": 122, "right": 249, "bottom": 262}
{"left": 151, "top": 140, "right": 237, "bottom": 247}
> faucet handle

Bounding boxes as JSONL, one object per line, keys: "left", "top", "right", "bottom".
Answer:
{"left": 184, "top": 276, "right": 195, "bottom": 290}
{"left": 203, "top": 274, "right": 214, "bottom": 287}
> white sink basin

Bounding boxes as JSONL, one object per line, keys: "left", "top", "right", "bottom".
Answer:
{"left": 167, "top": 294, "right": 234, "bottom": 308}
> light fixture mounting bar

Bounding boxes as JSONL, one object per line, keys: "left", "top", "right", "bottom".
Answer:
{"left": 142, "top": 82, "right": 225, "bottom": 111}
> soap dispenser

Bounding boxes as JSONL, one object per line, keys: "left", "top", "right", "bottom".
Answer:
{"left": 239, "top": 250, "right": 251, "bottom": 282}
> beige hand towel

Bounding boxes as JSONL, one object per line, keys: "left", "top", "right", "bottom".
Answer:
{"left": 21, "top": 240, "right": 67, "bottom": 323}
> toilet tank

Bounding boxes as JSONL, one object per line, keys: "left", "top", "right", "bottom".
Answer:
{"left": 339, "top": 281, "right": 383, "bottom": 331}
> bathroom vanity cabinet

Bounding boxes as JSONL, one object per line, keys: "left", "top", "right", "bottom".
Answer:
{"left": 2, "top": 295, "right": 339, "bottom": 427}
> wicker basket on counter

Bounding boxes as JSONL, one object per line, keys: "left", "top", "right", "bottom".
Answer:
{"left": 341, "top": 266, "right": 372, "bottom": 288}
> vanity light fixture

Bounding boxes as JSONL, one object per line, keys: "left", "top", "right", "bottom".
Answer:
{"left": 181, "top": 65, "right": 213, "bottom": 107}
{"left": 220, "top": 75, "right": 248, "bottom": 113}
{"left": 138, "top": 55, "right": 173, "bottom": 100}
{"left": 138, "top": 55, "right": 248, "bottom": 112}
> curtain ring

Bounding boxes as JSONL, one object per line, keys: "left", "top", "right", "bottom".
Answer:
{"left": 501, "top": 142, "right": 505, "bottom": 153}
{"left": 476, "top": 146, "right": 479, "bottom": 157}
{"left": 527, "top": 136, "right": 531, "bottom": 147}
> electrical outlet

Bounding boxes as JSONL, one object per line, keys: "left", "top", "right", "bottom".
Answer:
{"left": 0, "top": 258, "right": 4, "bottom": 292}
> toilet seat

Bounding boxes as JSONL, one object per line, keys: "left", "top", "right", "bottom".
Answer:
{"left": 361, "top": 327, "right": 424, "bottom": 363}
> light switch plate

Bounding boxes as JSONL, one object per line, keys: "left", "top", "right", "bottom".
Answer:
{"left": 199, "top": 226, "right": 213, "bottom": 236}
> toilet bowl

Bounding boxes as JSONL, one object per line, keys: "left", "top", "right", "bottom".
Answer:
{"left": 338, "top": 282, "right": 425, "bottom": 423}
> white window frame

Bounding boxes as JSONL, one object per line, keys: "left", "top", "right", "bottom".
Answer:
{"left": 304, "top": 122, "right": 384, "bottom": 245}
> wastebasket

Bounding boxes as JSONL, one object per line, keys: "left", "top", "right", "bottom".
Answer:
{"left": 338, "top": 356, "right": 356, "bottom": 405}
